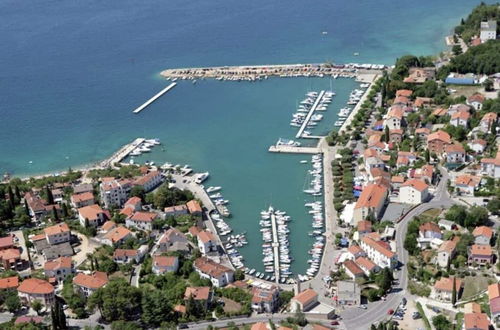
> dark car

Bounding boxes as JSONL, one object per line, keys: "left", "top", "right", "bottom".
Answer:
{"left": 330, "top": 321, "right": 339, "bottom": 325}
{"left": 387, "top": 309, "right": 394, "bottom": 315}
{"left": 402, "top": 297, "right": 407, "bottom": 305}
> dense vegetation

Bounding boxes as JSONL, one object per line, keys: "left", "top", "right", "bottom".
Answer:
{"left": 454, "top": 3, "right": 500, "bottom": 42}
{"left": 440, "top": 40, "right": 500, "bottom": 75}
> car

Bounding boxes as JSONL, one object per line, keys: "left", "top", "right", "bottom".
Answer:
{"left": 177, "top": 325, "right": 188, "bottom": 329}
{"left": 401, "top": 297, "right": 407, "bottom": 305}
{"left": 412, "top": 312, "right": 421, "bottom": 320}
{"left": 359, "top": 305, "right": 367, "bottom": 309}
{"left": 330, "top": 321, "right": 339, "bottom": 325}
{"left": 388, "top": 309, "right": 394, "bottom": 315}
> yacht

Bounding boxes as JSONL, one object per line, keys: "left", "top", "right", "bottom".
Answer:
{"left": 195, "top": 172, "right": 209, "bottom": 184}
{"left": 207, "top": 186, "right": 221, "bottom": 193}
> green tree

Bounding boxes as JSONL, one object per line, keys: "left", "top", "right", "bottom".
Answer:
{"left": 451, "top": 278, "right": 457, "bottom": 306}
{"left": 4, "top": 290, "right": 21, "bottom": 313}
{"left": 32, "top": 299, "right": 43, "bottom": 315}
{"left": 432, "top": 315, "right": 451, "bottom": 330}
{"left": 45, "top": 186, "right": 54, "bottom": 205}
{"left": 404, "top": 233, "right": 418, "bottom": 255}
{"left": 51, "top": 298, "right": 68, "bottom": 330}
{"left": 452, "top": 45, "right": 462, "bottom": 56}
{"left": 483, "top": 78, "right": 494, "bottom": 91}
{"left": 487, "top": 198, "right": 500, "bottom": 215}
{"left": 130, "top": 186, "right": 146, "bottom": 202}
{"left": 141, "top": 289, "right": 172, "bottom": 326}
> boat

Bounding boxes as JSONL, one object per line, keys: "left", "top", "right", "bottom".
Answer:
{"left": 206, "top": 186, "right": 221, "bottom": 193}
{"left": 195, "top": 172, "right": 209, "bottom": 184}
{"left": 300, "top": 160, "right": 308, "bottom": 164}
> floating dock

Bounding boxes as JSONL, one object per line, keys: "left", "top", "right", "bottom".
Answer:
{"left": 268, "top": 145, "right": 321, "bottom": 154}
{"left": 132, "top": 82, "right": 177, "bottom": 114}
{"left": 270, "top": 210, "right": 280, "bottom": 283}
{"left": 296, "top": 90, "right": 326, "bottom": 139}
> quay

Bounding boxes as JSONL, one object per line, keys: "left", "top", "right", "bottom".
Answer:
{"left": 268, "top": 145, "right": 321, "bottom": 154}
{"left": 270, "top": 209, "right": 281, "bottom": 283}
{"left": 101, "top": 138, "right": 145, "bottom": 168}
{"left": 132, "top": 82, "right": 177, "bottom": 114}
{"left": 296, "top": 90, "right": 326, "bottom": 139}
{"left": 160, "top": 63, "right": 385, "bottom": 81}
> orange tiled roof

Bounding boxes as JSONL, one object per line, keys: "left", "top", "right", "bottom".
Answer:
{"left": 44, "top": 223, "right": 70, "bottom": 236}
{"left": 187, "top": 200, "right": 202, "bottom": 213}
{"left": 361, "top": 236, "right": 394, "bottom": 258}
{"left": 355, "top": 256, "right": 377, "bottom": 271}
{"left": 395, "top": 89, "right": 413, "bottom": 98}
{"left": 488, "top": 283, "right": 500, "bottom": 299}
{"left": 0, "top": 276, "right": 19, "bottom": 290}
{"left": 129, "top": 211, "right": 157, "bottom": 222}
{"left": 104, "top": 226, "right": 132, "bottom": 243}
{"left": 419, "top": 222, "right": 441, "bottom": 234}
{"left": 292, "top": 289, "right": 318, "bottom": 305}
{"left": 464, "top": 313, "right": 489, "bottom": 330}
{"left": 101, "top": 221, "right": 116, "bottom": 232}
{"left": 427, "top": 130, "right": 451, "bottom": 144}
{"left": 438, "top": 240, "right": 457, "bottom": 253}
{"left": 197, "top": 230, "right": 215, "bottom": 243}
{"left": 154, "top": 255, "right": 177, "bottom": 267}
{"left": 184, "top": 286, "right": 211, "bottom": 300}
{"left": 71, "top": 192, "right": 94, "bottom": 204}
{"left": 73, "top": 272, "right": 108, "bottom": 290}
{"left": 472, "top": 226, "right": 493, "bottom": 239}
{"left": 415, "top": 127, "right": 431, "bottom": 135}
{"left": 44, "top": 256, "right": 72, "bottom": 271}
{"left": 357, "top": 220, "right": 372, "bottom": 232}
{"left": 470, "top": 244, "right": 492, "bottom": 256}
{"left": 78, "top": 204, "right": 104, "bottom": 220}
{"left": 445, "top": 143, "right": 465, "bottom": 154}
{"left": 434, "top": 277, "right": 461, "bottom": 292}
{"left": 355, "top": 184, "right": 387, "bottom": 209}
{"left": 18, "top": 278, "right": 54, "bottom": 295}
{"left": 401, "top": 179, "right": 428, "bottom": 192}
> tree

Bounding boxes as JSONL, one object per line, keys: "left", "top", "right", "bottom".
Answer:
{"left": 51, "top": 298, "right": 68, "bottom": 330}
{"left": 4, "top": 290, "right": 21, "bottom": 313}
{"left": 424, "top": 149, "right": 430, "bottom": 163}
{"left": 404, "top": 233, "right": 418, "bottom": 255}
{"left": 234, "top": 269, "right": 245, "bottom": 281}
{"left": 452, "top": 45, "right": 462, "bottom": 56}
{"left": 384, "top": 126, "right": 390, "bottom": 143}
{"left": 141, "top": 289, "right": 172, "bottom": 326}
{"left": 130, "top": 186, "right": 146, "bottom": 202}
{"left": 483, "top": 78, "right": 494, "bottom": 91}
{"left": 62, "top": 203, "right": 69, "bottom": 218}
{"left": 445, "top": 205, "right": 467, "bottom": 226}
{"left": 451, "top": 277, "right": 457, "bottom": 306}
{"left": 32, "top": 299, "right": 43, "bottom": 315}
{"left": 52, "top": 206, "right": 59, "bottom": 222}
{"left": 487, "top": 198, "right": 500, "bottom": 215}
{"left": 278, "top": 291, "right": 294, "bottom": 308}
{"left": 432, "top": 315, "right": 451, "bottom": 330}
{"left": 45, "top": 186, "right": 54, "bottom": 205}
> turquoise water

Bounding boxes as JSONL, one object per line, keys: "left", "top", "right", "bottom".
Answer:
{"left": 0, "top": 0, "right": 492, "bottom": 273}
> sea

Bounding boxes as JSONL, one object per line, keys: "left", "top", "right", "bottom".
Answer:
{"left": 0, "top": 0, "right": 492, "bottom": 275}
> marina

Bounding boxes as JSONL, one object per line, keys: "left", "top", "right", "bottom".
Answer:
{"left": 101, "top": 137, "right": 145, "bottom": 167}
{"left": 132, "top": 82, "right": 177, "bottom": 114}
{"left": 294, "top": 90, "right": 327, "bottom": 138}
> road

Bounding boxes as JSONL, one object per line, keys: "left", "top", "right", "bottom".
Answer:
{"left": 340, "top": 165, "right": 456, "bottom": 329}
{"left": 67, "top": 311, "right": 110, "bottom": 329}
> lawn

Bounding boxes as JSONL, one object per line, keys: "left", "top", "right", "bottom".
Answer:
{"left": 461, "top": 275, "right": 490, "bottom": 300}
{"left": 419, "top": 208, "right": 442, "bottom": 221}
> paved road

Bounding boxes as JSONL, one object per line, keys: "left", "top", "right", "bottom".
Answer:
{"left": 67, "top": 311, "right": 110, "bottom": 329}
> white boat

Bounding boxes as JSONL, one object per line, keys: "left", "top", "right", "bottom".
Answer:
{"left": 206, "top": 186, "right": 221, "bottom": 193}
{"left": 300, "top": 160, "right": 308, "bottom": 164}
{"left": 195, "top": 172, "right": 209, "bottom": 184}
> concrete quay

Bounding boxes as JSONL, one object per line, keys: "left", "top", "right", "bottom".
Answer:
{"left": 268, "top": 145, "right": 321, "bottom": 154}
{"left": 296, "top": 90, "right": 326, "bottom": 139}
{"left": 269, "top": 210, "right": 281, "bottom": 283}
{"left": 100, "top": 137, "right": 145, "bottom": 168}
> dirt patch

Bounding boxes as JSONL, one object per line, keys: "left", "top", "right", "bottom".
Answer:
{"left": 221, "top": 297, "right": 241, "bottom": 313}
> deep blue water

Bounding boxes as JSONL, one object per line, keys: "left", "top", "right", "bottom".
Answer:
{"left": 0, "top": 0, "right": 492, "bottom": 273}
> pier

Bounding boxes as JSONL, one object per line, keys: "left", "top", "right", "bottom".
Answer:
{"left": 270, "top": 209, "right": 280, "bottom": 283}
{"left": 101, "top": 138, "right": 145, "bottom": 167}
{"left": 268, "top": 145, "right": 321, "bottom": 154}
{"left": 132, "top": 82, "right": 177, "bottom": 114}
{"left": 296, "top": 90, "right": 326, "bottom": 139}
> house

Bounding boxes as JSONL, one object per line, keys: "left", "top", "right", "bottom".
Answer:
{"left": 468, "top": 244, "right": 494, "bottom": 265}
{"left": 70, "top": 192, "right": 95, "bottom": 209}
{"left": 184, "top": 286, "right": 212, "bottom": 309}
{"left": 472, "top": 226, "right": 494, "bottom": 245}
{"left": 252, "top": 322, "right": 270, "bottom": 330}
{"left": 393, "top": 96, "right": 409, "bottom": 107}
{"left": 367, "top": 135, "right": 386, "bottom": 152}
{"left": 432, "top": 277, "right": 462, "bottom": 302}
{"left": 395, "top": 89, "right": 413, "bottom": 98}
{"left": 197, "top": 230, "right": 217, "bottom": 254}
{"left": 363, "top": 149, "right": 385, "bottom": 171}
{"left": 125, "top": 211, "right": 157, "bottom": 231}
{"left": 360, "top": 236, "right": 397, "bottom": 269}
{"left": 432, "top": 108, "right": 447, "bottom": 117}
{"left": 347, "top": 245, "right": 366, "bottom": 260}
{"left": 193, "top": 257, "right": 234, "bottom": 287}
{"left": 400, "top": 179, "right": 429, "bottom": 204}
{"left": 488, "top": 283, "right": 500, "bottom": 325}
{"left": 157, "top": 228, "right": 190, "bottom": 254}
{"left": 438, "top": 219, "right": 456, "bottom": 231}
{"left": 113, "top": 246, "right": 147, "bottom": 264}
{"left": 463, "top": 313, "right": 490, "bottom": 330}
{"left": 419, "top": 222, "right": 442, "bottom": 239}
{"left": 466, "top": 93, "right": 485, "bottom": 110}
{"left": 0, "top": 276, "right": 19, "bottom": 291}
{"left": 120, "top": 197, "right": 142, "bottom": 217}
{"left": 343, "top": 260, "right": 365, "bottom": 279}
{"left": 251, "top": 285, "right": 279, "bottom": 313}
{"left": 14, "top": 316, "right": 44, "bottom": 326}
{"left": 100, "top": 221, "right": 116, "bottom": 233}
{"left": 450, "top": 110, "right": 470, "bottom": 128}
{"left": 73, "top": 183, "right": 93, "bottom": 195}
{"left": 186, "top": 200, "right": 203, "bottom": 216}
{"left": 480, "top": 151, "right": 500, "bottom": 178}
{"left": 352, "top": 184, "right": 388, "bottom": 225}
{"left": 0, "top": 235, "right": 15, "bottom": 251}
{"left": 73, "top": 271, "right": 108, "bottom": 297}
{"left": 391, "top": 176, "right": 405, "bottom": 189}
{"left": 480, "top": 20, "right": 497, "bottom": 43}
{"left": 355, "top": 256, "right": 379, "bottom": 275}
{"left": 455, "top": 174, "right": 481, "bottom": 196}
{"left": 44, "top": 223, "right": 71, "bottom": 245}
{"left": 336, "top": 281, "right": 361, "bottom": 306}
{"left": 78, "top": 204, "right": 106, "bottom": 227}
{"left": 42, "top": 243, "right": 74, "bottom": 261}
{"left": 357, "top": 220, "right": 372, "bottom": 237}
{"left": 427, "top": 130, "right": 451, "bottom": 154}
{"left": 403, "top": 67, "right": 436, "bottom": 84}
{"left": 414, "top": 97, "right": 432, "bottom": 108}
{"left": 436, "top": 240, "right": 457, "bottom": 268}
{"left": 445, "top": 144, "right": 466, "bottom": 164}
{"left": 464, "top": 302, "right": 482, "bottom": 314}
{"left": 0, "top": 248, "right": 23, "bottom": 271}
{"left": 290, "top": 289, "right": 318, "bottom": 312}
{"left": 164, "top": 204, "right": 188, "bottom": 218}
{"left": 389, "top": 129, "right": 403, "bottom": 144}
{"left": 468, "top": 139, "right": 487, "bottom": 154}
{"left": 17, "top": 278, "right": 55, "bottom": 306}
{"left": 153, "top": 256, "right": 179, "bottom": 274}
{"left": 479, "top": 112, "right": 498, "bottom": 133}
{"left": 384, "top": 106, "right": 405, "bottom": 130}
{"left": 99, "top": 178, "right": 132, "bottom": 208}
{"left": 133, "top": 170, "right": 163, "bottom": 192}
{"left": 414, "top": 165, "right": 435, "bottom": 184}
{"left": 102, "top": 226, "right": 133, "bottom": 246}
{"left": 415, "top": 127, "right": 431, "bottom": 140}
{"left": 44, "top": 256, "right": 74, "bottom": 283}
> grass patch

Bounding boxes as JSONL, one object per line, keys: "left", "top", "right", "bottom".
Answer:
{"left": 461, "top": 275, "right": 490, "bottom": 300}
{"left": 416, "top": 302, "right": 431, "bottom": 330}
{"left": 454, "top": 312, "right": 464, "bottom": 330}
{"left": 419, "top": 208, "right": 442, "bottom": 221}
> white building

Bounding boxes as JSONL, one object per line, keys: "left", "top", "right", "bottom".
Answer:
{"left": 44, "top": 223, "right": 71, "bottom": 245}
{"left": 480, "top": 20, "right": 497, "bottom": 43}
{"left": 133, "top": 171, "right": 163, "bottom": 193}
{"left": 125, "top": 211, "right": 156, "bottom": 231}
{"left": 99, "top": 178, "right": 132, "bottom": 208}
{"left": 399, "top": 179, "right": 429, "bottom": 205}
{"left": 152, "top": 256, "right": 179, "bottom": 274}
{"left": 360, "top": 236, "right": 397, "bottom": 269}
{"left": 197, "top": 230, "right": 217, "bottom": 254}
{"left": 436, "top": 240, "right": 457, "bottom": 268}
{"left": 193, "top": 257, "right": 234, "bottom": 287}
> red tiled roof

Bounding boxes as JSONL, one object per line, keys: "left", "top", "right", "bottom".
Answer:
{"left": 184, "top": 286, "right": 211, "bottom": 300}
{"left": 467, "top": 93, "right": 485, "bottom": 104}
{"left": 71, "top": 192, "right": 94, "bottom": 204}
{"left": 154, "top": 256, "right": 178, "bottom": 267}
{"left": 0, "top": 248, "right": 21, "bottom": 261}
{"left": 355, "top": 256, "right": 377, "bottom": 271}
{"left": 445, "top": 143, "right": 465, "bottom": 154}
{"left": 113, "top": 249, "right": 138, "bottom": 258}
{"left": 344, "top": 260, "right": 364, "bottom": 276}
{"left": 357, "top": 220, "right": 372, "bottom": 233}
{"left": 427, "top": 130, "right": 451, "bottom": 144}
{"left": 0, "top": 235, "right": 14, "bottom": 249}
{"left": 347, "top": 245, "right": 364, "bottom": 255}
{"left": 104, "top": 226, "right": 132, "bottom": 243}
{"left": 73, "top": 272, "right": 108, "bottom": 289}
{"left": 44, "top": 256, "right": 72, "bottom": 271}
{"left": 488, "top": 283, "right": 500, "bottom": 300}
{"left": 402, "top": 179, "right": 428, "bottom": 192}
{"left": 464, "top": 313, "right": 489, "bottom": 330}
{"left": 415, "top": 127, "right": 431, "bottom": 135}
{"left": 355, "top": 184, "right": 387, "bottom": 209}
{"left": 18, "top": 278, "right": 54, "bottom": 295}
{"left": 472, "top": 226, "right": 493, "bottom": 239}
{"left": 186, "top": 200, "right": 202, "bottom": 214}
{"left": 101, "top": 221, "right": 116, "bottom": 232}
{"left": 44, "top": 223, "right": 70, "bottom": 236}
{"left": 0, "top": 276, "right": 19, "bottom": 290}
{"left": 419, "top": 222, "right": 441, "bottom": 234}
{"left": 362, "top": 236, "right": 394, "bottom": 258}
{"left": 197, "top": 230, "right": 215, "bottom": 244}
{"left": 396, "top": 89, "right": 413, "bottom": 98}
{"left": 470, "top": 244, "right": 492, "bottom": 256}
{"left": 292, "top": 289, "right": 318, "bottom": 305}
{"left": 78, "top": 204, "right": 104, "bottom": 221}
{"left": 194, "top": 257, "right": 232, "bottom": 278}
{"left": 129, "top": 211, "right": 157, "bottom": 222}
{"left": 434, "top": 277, "right": 461, "bottom": 292}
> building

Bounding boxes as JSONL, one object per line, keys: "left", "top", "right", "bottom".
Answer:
{"left": 414, "top": 164, "right": 435, "bottom": 184}
{"left": 186, "top": 200, "right": 202, "bottom": 216}
{"left": 17, "top": 278, "right": 55, "bottom": 306}
{"left": 113, "top": 246, "right": 147, "bottom": 264}
{"left": 355, "top": 256, "right": 379, "bottom": 275}
{"left": 488, "top": 283, "right": 500, "bottom": 326}
{"left": 445, "top": 144, "right": 466, "bottom": 164}
{"left": 343, "top": 260, "right": 365, "bottom": 279}
{"left": 468, "top": 244, "right": 494, "bottom": 265}
{"left": 133, "top": 170, "right": 163, "bottom": 192}
{"left": 438, "top": 219, "right": 456, "bottom": 231}
{"left": 184, "top": 286, "right": 212, "bottom": 309}
{"left": 403, "top": 67, "right": 436, "bottom": 84}
{"left": 466, "top": 93, "right": 485, "bottom": 110}
{"left": 427, "top": 130, "right": 451, "bottom": 154}
{"left": 436, "top": 240, "right": 457, "bottom": 268}
{"left": 290, "top": 289, "right": 318, "bottom": 312}
{"left": 44, "top": 256, "right": 74, "bottom": 283}
{"left": 357, "top": 220, "right": 372, "bottom": 237}
{"left": 347, "top": 245, "right": 366, "bottom": 260}
{"left": 73, "top": 271, "right": 108, "bottom": 297}
{"left": 463, "top": 313, "right": 490, "bottom": 330}
{"left": 99, "top": 178, "right": 132, "bottom": 208}
{"left": 352, "top": 184, "right": 388, "bottom": 225}
{"left": 70, "top": 192, "right": 95, "bottom": 209}
{"left": 120, "top": 197, "right": 142, "bottom": 217}
{"left": 125, "top": 211, "right": 157, "bottom": 231}
{"left": 432, "top": 277, "right": 462, "bottom": 302}
{"left": 419, "top": 222, "right": 442, "bottom": 239}
{"left": 415, "top": 127, "right": 431, "bottom": 140}
{"left": 336, "top": 281, "right": 361, "bottom": 306}
{"left": 389, "top": 129, "right": 403, "bottom": 144}
{"left": 450, "top": 110, "right": 470, "bottom": 128}
{"left": 193, "top": 257, "right": 234, "bottom": 287}
{"left": 479, "top": 112, "right": 498, "bottom": 133}
{"left": 157, "top": 228, "right": 190, "bottom": 254}
{"left": 481, "top": 151, "right": 500, "bottom": 178}
{"left": 0, "top": 235, "right": 15, "bottom": 251}
{"left": 445, "top": 73, "right": 478, "bottom": 85}
{"left": 153, "top": 256, "right": 179, "bottom": 274}
{"left": 78, "top": 204, "right": 106, "bottom": 227}
{"left": 454, "top": 174, "right": 481, "bottom": 197}
{"left": 73, "top": 183, "right": 93, "bottom": 195}
{"left": 0, "top": 276, "right": 19, "bottom": 291}
{"left": 0, "top": 248, "right": 23, "bottom": 271}
{"left": 164, "top": 204, "right": 188, "bottom": 218}
{"left": 24, "top": 192, "right": 49, "bottom": 220}
{"left": 384, "top": 106, "right": 404, "bottom": 130}
{"left": 472, "top": 226, "right": 493, "bottom": 245}
{"left": 197, "top": 230, "right": 217, "bottom": 254}
{"left": 102, "top": 226, "right": 133, "bottom": 246}
{"left": 251, "top": 285, "right": 279, "bottom": 313}
{"left": 363, "top": 149, "right": 385, "bottom": 172}
{"left": 360, "top": 236, "right": 397, "bottom": 269}
{"left": 480, "top": 20, "right": 497, "bottom": 43}
{"left": 44, "top": 223, "right": 71, "bottom": 245}
{"left": 468, "top": 139, "right": 487, "bottom": 154}
{"left": 400, "top": 179, "right": 429, "bottom": 204}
